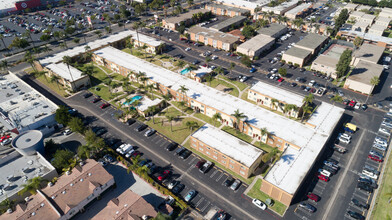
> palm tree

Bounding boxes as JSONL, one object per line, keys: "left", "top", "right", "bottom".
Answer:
{"left": 229, "top": 62, "right": 236, "bottom": 75}
{"left": 178, "top": 85, "right": 189, "bottom": 101}
{"left": 0, "top": 34, "right": 10, "bottom": 54}
{"left": 231, "top": 109, "right": 246, "bottom": 131}
{"left": 270, "top": 99, "right": 279, "bottom": 110}
{"left": 0, "top": 60, "right": 9, "bottom": 72}
{"left": 135, "top": 71, "right": 145, "bottom": 84}
{"left": 62, "top": 55, "right": 76, "bottom": 90}
{"left": 34, "top": 70, "right": 48, "bottom": 82}
{"left": 166, "top": 115, "right": 175, "bottom": 132}
{"left": 50, "top": 74, "right": 61, "bottom": 89}
{"left": 212, "top": 113, "right": 222, "bottom": 127}
{"left": 205, "top": 74, "right": 214, "bottom": 86}
{"left": 303, "top": 94, "right": 314, "bottom": 106}
{"left": 25, "top": 51, "right": 37, "bottom": 72}
{"left": 330, "top": 95, "right": 343, "bottom": 106}
{"left": 77, "top": 145, "right": 91, "bottom": 159}
{"left": 301, "top": 105, "right": 313, "bottom": 122}
{"left": 132, "top": 21, "right": 141, "bottom": 48}
{"left": 178, "top": 101, "right": 187, "bottom": 114}
{"left": 103, "top": 13, "right": 112, "bottom": 33}
{"left": 259, "top": 127, "right": 269, "bottom": 143}
{"left": 215, "top": 66, "right": 224, "bottom": 75}
{"left": 18, "top": 177, "right": 48, "bottom": 196}
{"left": 365, "top": 76, "right": 380, "bottom": 104}
{"left": 23, "top": 30, "right": 36, "bottom": 48}
{"left": 0, "top": 197, "right": 15, "bottom": 213}
{"left": 147, "top": 106, "right": 157, "bottom": 123}
{"left": 205, "top": 56, "right": 212, "bottom": 67}
{"left": 186, "top": 121, "right": 199, "bottom": 133}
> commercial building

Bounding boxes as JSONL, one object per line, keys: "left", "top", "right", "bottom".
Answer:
{"left": 356, "top": 5, "right": 371, "bottom": 11}
{"left": 190, "top": 123, "right": 263, "bottom": 178}
{"left": 248, "top": 81, "right": 303, "bottom": 117}
{"left": 214, "top": 0, "right": 271, "bottom": 14}
{"left": 187, "top": 26, "right": 240, "bottom": 51}
{"left": 92, "top": 46, "right": 344, "bottom": 205}
{"left": 0, "top": 159, "right": 115, "bottom": 220}
{"left": 294, "top": 33, "right": 328, "bottom": 54}
{"left": 368, "top": 24, "right": 386, "bottom": 36}
{"left": 257, "top": 23, "right": 288, "bottom": 38}
{"left": 261, "top": 0, "right": 299, "bottom": 15}
{"left": 92, "top": 190, "right": 157, "bottom": 220}
{"left": 45, "top": 63, "right": 91, "bottom": 92}
{"left": 0, "top": 141, "right": 57, "bottom": 203}
{"left": 0, "top": 73, "right": 58, "bottom": 134}
{"left": 162, "top": 9, "right": 210, "bottom": 31}
{"left": 284, "top": 3, "right": 313, "bottom": 19}
{"left": 12, "top": 130, "right": 44, "bottom": 156}
{"left": 352, "top": 21, "right": 369, "bottom": 32}
{"left": 209, "top": 16, "right": 247, "bottom": 32}
{"left": 236, "top": 34, "right": 275, "bottom": 58}
{"left": 205, "top": 3, "right": 250, "bottom": 17}
{"left": 349, "top": 11, "right": 365, "bottom": 22}
{"left": 0, "top": 0, "right": 51, "bottom": 17}
{"left": 374, "top": 16, "right": 391, "bottom": 28}
{"left": 344, "top": 60, "right": 384, "bottom": 94}
{"left": 281, "top": 47, "right": 312, "bottom": 67}
{"left": 311, "top": 54, "right": 339, "bottom": 77}
{"left": 359, "top": 14, "right": 376, "bottom": 25}
{"left": 350, "top": 43, "right": 385, "bottom": 66}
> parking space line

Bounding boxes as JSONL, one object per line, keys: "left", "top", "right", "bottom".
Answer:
{"left": 201, "top": 201, "right": 210, "bottom": 212}
{"left": 354, "top": 190, "right": 371, "bottom": 199}
{"left": 217, "top": 174, "right": 228, "bottom": 184}
{"left": 188, "top": 157, "right": 197, "bottom": 165}
{"left": 195, "top": 198, "right": 205, "bottom": 208}
{"left": 221, "top": 175, "right": 229, "bottom": 185}
{"left": 216, "top": 172, "right": 224, "bottom": 182}
{"left": 210, "top": 169, "right": 219, "bottom": 178}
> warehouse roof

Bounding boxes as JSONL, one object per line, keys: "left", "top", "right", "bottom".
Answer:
{"left": 237, "top": 34, "right": 275, "bottom": 51}
{"left": 188, "top": 26, "right": 239, "bottom": 44}
{"left": 192, "top": 124, "right": 263, "bottom": 167}
{"left": 353, "top": 43, "right": 385, "bottom": 64}
{"left": 209, "top": 16, "right": 247, "bottom": 31}
{"left": 257, "top": 23, "right": 287, "bottom": 37}
{"left": 215, "top": 0, "right": 271, "bottom": 10}
{"left": 285, "top": 3, "right": 313, "bottom": 16}
{"left": 249, "top": 81, "right": 304, "bottom": 106}
{"left": 262, "top": 0, "right": 299, "bottom": 14}
{"left": 207, "top": 3, "right": 250, "bottom": 13}
{"left": 348, "top": 60, "right": 383, "bottom": 84}
{"left": 295, "top": 33, "right": 328, "bottom": 51}
{"left": 284, "top": 47, "right": 312, "bottom": 59}
{"left": 163, "top": 9, "right": 209, "bottom": 24}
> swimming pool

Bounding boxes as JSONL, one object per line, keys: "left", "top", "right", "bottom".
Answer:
{"left": 123, "top": 95, "right": 142, "bottom": 105}
{"left": 180, "top": 68, "right": 191, "bottom": 75}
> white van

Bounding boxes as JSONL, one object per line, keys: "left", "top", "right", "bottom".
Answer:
{"left": 362, "top": 169, "right": 378, "bottom": 180}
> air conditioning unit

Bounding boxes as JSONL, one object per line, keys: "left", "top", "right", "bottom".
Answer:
{"left": 66, "top": 171, "right": 71, "bottom": 175}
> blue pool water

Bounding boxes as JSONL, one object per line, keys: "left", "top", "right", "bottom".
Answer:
{"left": 180, "top": 68, "right": 191, "bottom": 75}
{"left": 123, "top": 95, "right": 142, "bottom": 105}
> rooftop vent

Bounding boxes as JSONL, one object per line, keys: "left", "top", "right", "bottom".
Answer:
{"left": 31, "top": 212, "right": 36, "bottom": 216}
{"left": 88, "top": 173, "right": 92, "bottom": 176}
{"left": 40, "top": 203, "right": 44, "bottom": 207}
{"left": 6, "top": 208, "right": 12, "bottom": 214}
{"left": 116, "top": 211, "right": 120, "bottom": 215}
{"left": 124, "top": 204, "right": 128, "bottom": 207}
{"left": 79, "top": 161, "right": 85, "bottom": 166}
{"left": 66, "top": 171, "right": 71, "bottom": 175}
{"left": 48, "top": 182, "right": 53, "bottom": 187}
{"left": 70, "top": 183, "right": 74, "bottom": 187}
{"left": 62, "top": 190, "right": 66, "bottom": 194}
{"left": 25, "top": 197, "right": 30, "bottom": 202}
{"left": 80, "top": 178, "right": 84, "bottom": 182}
{"left": 51, "top": 195, "right": 56, "bottom": 199}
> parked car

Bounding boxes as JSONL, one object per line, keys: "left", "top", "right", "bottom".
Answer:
{"left": 157, "top": 170, "right": 171, "bottom": 181}
{"left": 184, "top": 190, "right": 197, "bottom": 202}
{"left": 166, "top": 142, "right": 178, "bottom": 151}
{"left": 125, "top": 119, "right": 136, "bottom": 125}
{"left": 100, "top": 103, "right": 110, "bottom": 109}
{"left": 92, "top": 97, "right": 101, "bottom": 103}
{"left": 224, "top": 177, "right": 234, "bottom": 187}
{"left": 346, "top": 210, "right": 365, "bottom": 220}
{"left": 144, "top": 128, "right": 156, "bottom": 137}
{"left": 307, "top": 192, "right": 320, "bottom": 202}
{"left": 250, "top": 68, "right": 257, "bottom": 73}
{"left": 318, "top": 169, "right": 331, "bottom": 177}
{"left": 63, "top": 129, "right": 72, "bottom": 135}
{"left": 83, "top": 92, "right": 92, "bottom": 98}
{"left": 199, "top": 161, "right": 212, "bottom": 173}
{"left": 240, "top": 76, "right": 248, "bottom": 82}
{"left": 168, "top": 180, "right": 179, "bottom": 190}
{"left": 172, "top": 183, "right": 185, "bottom": 194}
{"left": 135, "top": 124, "right": 148, "bottom": 132}
{"left": 252, "top": 199, "right": 267, "bottom": 210}
{"left": 230, "top": 179, "right": 241, "bottom": 190}
{"left": 175, "top": 146, "right": 185, "bottom": 155}
{"left": 195, "top": 159, "right": 206, "bottom": 169}
{"left": 1, "top": 138, "right": 12, "bottom": 146}
{"left": 368, "top": 154, "right": 383, "bottom": 162}
{"left": 299, "top": 202, "right": 316, "bottom": 213}
{"left": 96, "top": 128, "right": 107, "bottom": 136}
{"left": 318, "top": 174, "right": 329, "bottom": 182}
{"left": 179, "top": 149, "right": 191, "bottom": 159}
{"left": 350, "top": 198, "right": 369, "bottom": 210}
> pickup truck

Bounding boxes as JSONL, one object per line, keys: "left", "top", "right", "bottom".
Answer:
{"left": 199, "top": 161, "right": 213, "bottom": 173}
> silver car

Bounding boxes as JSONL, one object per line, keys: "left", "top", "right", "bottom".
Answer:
{"left": 230, "top": 179, "right": 241, "bottom": 191}
{"left": 373, "top": 143, "right": 387, "bottom": 152}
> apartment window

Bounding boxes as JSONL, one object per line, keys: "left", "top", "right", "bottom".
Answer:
{"left": 222, "top": 160, "right": 226, "bottom": 164}
{"left": 236, "top": 12, "right": 239, "bottom": 16}
{"left": 192, "top": 143, "right": 196, "bottom": 147}
{"left": 265, "top": 97, "right": 269, "bottom": 100}
{"left": 230, "top": 160, "right": 235, "bottom": 164}
{"left": 206, "top": 151, "right": 210, "bottom": 155}
{"left": 229, "top": 164, "right": 234, "bottom": 169}
{"left": 206, "top": 146, "right": 210, "bottom": 150}
{"left": 214, "top": 151, "right": 218, "bottom": 154}
{"left": 240, "top": 171, "right": 245, "bottom": 175}
{"left": 191, "top": 100, "right": 194, "bottom": 103}
{"left": 269, "top": 140, "right": 274, "bottom": 144}
{"left": 222, "top": 155, "right": 226, "bottom": 159}
{"left": 213, "top": 155, "right": 218, "bottom": 159}
{"left": 277, "top": 144, "right": 281, "bottom": 148}
{"left": 278, "top": 139, "right": 283, "bottom": 143}
{"left": 285, "top": 143, "right": 290, "bottom": 147}
{"left": 199, "top": 147, "right": 204, "bottom": 151}
{"left": 241, "top": 166, "right": 246, "bottom": 170}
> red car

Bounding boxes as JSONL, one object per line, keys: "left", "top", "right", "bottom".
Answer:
{"left": 278, "top": 78, "right": 284, "bottom": 82}
{"left": 230, "top": 53, "right": 237, "bottom": 57}
{"left": 100, "top": 103, "right": 110, "bottom": 109}
{"left": 92, "top": 97, "right": 101, "bottom": 103}
{"left": 131, "top": 151, "right": 141, "bottom": 158}
{"left": 307, "top": 192, "right": 320, "bottom": 202}
{"left": 158, "top": 170, "right": 171, "bottom": 181}
{"left": 202, "top": 64, "right": 208, "bottom": 67}
{"left": 180, "top": 37, "right": 187, "bottom": 41}
{"left": 349, "top": 100, "right": 356, "bottom": 107}
{"left": 195, "top": 159, "right": 206, "bottom": 168}
{"left": 318, "top": 174, "right": 329, "bottom": 182}
{"left": 0, "top": 135, "right": 11, "bottom": 142}
{"left": 368, "top": 154, "right": 383, "bottom": 162}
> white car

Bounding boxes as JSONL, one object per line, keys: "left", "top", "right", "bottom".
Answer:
{"left": 318, "top": 169, "right": 331, "bottom": 177}
{"left": 211, "top": 55, "right": 218, "bottom": 60}
{"left": 374, "top": 139, "right": 387, "bottom": 147}
{"left": 63, "top": 129, "right": 72, "bottom": 136}
{"left": 252, "top": 199, "right": 267, "bottom": 210}
{"left": 339, "top": 137, "right": 350, "bottom": 144}
{"left": 185, "top": 47, "right": 191, "bottom": 51}
{"left": 338, "top": 133, "right": 351, "bottom": 140}
{"left": 125, "top": 149, "right": 135, "bottom": 158}
{"left": 379, "top": 127, "right": 391, "bottom": 135}
{"left": 240, "top": 76, "right": 248, "bottom": 82}
{"left": 354, "top": 103, "right": 361, "bottom": 109}
{"left": 309, "top": 80, "right": 316, "bottom": 87}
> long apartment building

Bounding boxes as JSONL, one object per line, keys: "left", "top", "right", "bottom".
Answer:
{"left": 205, "top": 3, "right": 250, "bottom": 17}
{"left": 187, "top": 26, "right": 240, "bottom": 51}
{"left": 0, "top": 159, "right": 115, "bottom": 220}
{"left": 92, "top": 46, "right": 344, "bottom": 206}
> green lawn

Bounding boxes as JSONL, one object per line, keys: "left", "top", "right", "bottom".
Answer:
{"left": 34, "top": 74, "right": 68, "bottom": 97}
{"left": 76, "top": 63, "right": 108, "bottom": 86}
{"left": 171, "top": 101, "right": 194, "bottom": 114}
{"left": 193, "top": 113, "right": 221, "bottom": 127}
{"left": 207, "top": 78, "right": 239, "bottom": 97}
{"left": 111, "top": 73, "right": 127, "bottom": 81}
{"left": 371, "top": 147, "right": 392, "bottom": 220}
{"left": 257, "top": 142, "right": 275, "bottom": 153}
{"left": 97, "top": 65, "right": 113, "bottom": 74}
{"left": 88, "top": 84, "right": 123, "bottom": 101}
{"left": 220, "top": 76, "right": 248, "bottom": 91}
{"left": 159, "top": 107, "right": 184, "bottom": 118}
{"left": 145, "top": 117, "right": 203, "bottom": 144}
{"left": 183, "top": 140, "right": 255, "bottom": 185}
{"left": 222, "top": 126, "right": 253, "bottom": 144}
{"left": 247, "top": 179, "right": 287, "bottom": 216}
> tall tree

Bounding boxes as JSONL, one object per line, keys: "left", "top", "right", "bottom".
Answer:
{"left": 365, "top": 76, "right": 380, "bottom": 104}
{"left": 229, "top": 62, "right": 236, "bottom": 75}
{"left": 68, "top": 117, "right": 85, "bottom": 134}
{"left": 18, "top": 177, "right": 48, "bottom": 196}
{"left": 212, "top": 113, "right": 222, "bottom": 127}
{"left": 231, "top": 109, "right": 246, "bottom": 130}
{"left": 62, "top": 55, "right": 76, "bottom": 90}
{"left": 55, "top": 105, "right": 71, "bottom": 125}
{"left": 178, "top": 85, "right": 189, "bottom": 101}
{"left": 166, "top": 115, "right": 175, "bottom": 132}
{"left": 185, "top": 121, "right": 199, "bottom": 132}
{"left": 330, "top": 95, "right": 343, "bottom": 106}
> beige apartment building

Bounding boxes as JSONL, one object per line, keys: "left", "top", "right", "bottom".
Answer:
{"left": 282, "top": 47, "right": 312, "bottom": 67}
{"left": 162, "top": 9, "right": 210, "bottom": 31}
{"left": 236, "top": 34, "right": 275, "bottom": 58}
{"left": 190, "top": 123, "right": 263, "bottom": 178}
{"left": 351, "top": 43, "right": 385, "bottom": 66}
{"left": 45, "top": 63, "right": 91, "bottom": 92}
{"left": 188, "top": 26, "right": 240, "bottom": 51}
{"left": 344, "top": 60, "right": 384, "bottom": 95}
{"left": 368, "top": 24, "right": 386, "bottom": 36}
{"left": 205, "top": 3, "right": 250, "bottom": 17}
{"left": 311, "top": 54, "right": 339, "bottom": 77}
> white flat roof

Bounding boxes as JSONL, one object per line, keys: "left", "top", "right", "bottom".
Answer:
{"left": 94, "top": 47, "right": 343, "bottom": 149}
{"left": 237, "top": 34, "right": 275, "bottom": 51}
{"left": 0, "top": 150, "right": 55, "bottom": 202}
{"left": 285, "top": 3, "right": 312, "bottom": 15}
{"left": 39, "top": 30, "right": 160, "bottom": 66}
{"left": 215, "top": 0, "right": 271, "bottom": 9}
{"left": 262, "top": 0, "right": 299, "bottom": 13}
{"left": 0, "top": 0, "right": 16, "bottom": 11}
{"left": 137, "top": 97, "right": 162, "bottom": 112}
{"left": 341, "top": 29, "right": 392, "bottom": 45}
{"left": 264, "top": 102, "right": 344, "bottom": 194}
{"left": 0, "top": 74, "right": 58, "bottom": 130}
{"left": 46, "top": 63, "right": 86, "bottom": 82}
{"left": 249, "top": 81, "right": 304, "bottom": 106}
{"left": 192, "top": 123, "right": 263, "bottom": 167}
